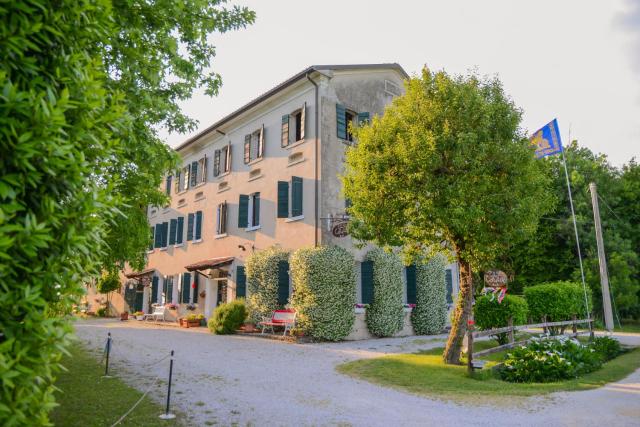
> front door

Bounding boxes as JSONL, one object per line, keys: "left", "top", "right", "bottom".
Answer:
{"left": 216, "top": 280, "right": 227, "bottom": 306}
{"left": 134, "top": 284, "right": 144, "bottom": 312}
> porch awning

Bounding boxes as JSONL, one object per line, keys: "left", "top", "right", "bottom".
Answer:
{"left": 124, "top": 268, "right": 155, "bottom": 279}
{"left": 185, "top": 256, "right": 234, "bottom": 272}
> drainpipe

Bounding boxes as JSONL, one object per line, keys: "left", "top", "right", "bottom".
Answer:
{"left": 306, "top": 72, "right": 320, "bottom": 247}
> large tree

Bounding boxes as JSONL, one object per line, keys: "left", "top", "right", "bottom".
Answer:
{"left": 342, "top": 68, "right": 554, "bottom": 364}
{"left": 0, "top": 1, "right": 253, "bottom": 424}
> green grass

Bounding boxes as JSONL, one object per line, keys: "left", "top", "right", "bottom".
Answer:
{"left": 50, "top": 345, "right": 182, "bottom": 426}
{"left": 337, "top": 343, "right": 640, "bottom": 403}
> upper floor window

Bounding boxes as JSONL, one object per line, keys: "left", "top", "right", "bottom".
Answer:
{"left": 238, "top": 192, "right": 260, "bottom": 230}
{"left": 277, "top": 176, "right": 303, "bottom": 219}
{"left": 244, "top": 126, "right": 264, "bottom": 164}
{"left": 216, "top": 201, "right": 228, "bottom": 235}
{"left": 337, "top": 103, "right": 369, "bottom": 143}
{"left": 165, "top": 175, "right": 172, "bottom": 196}
{"left": 176, "top": 156, "right": 207, "bottom": 192}
{"left": 214, "top": 144, "right": 231, "bottom": 177}
{"left": 281, "top": 102, "right": 306, "bottom": 147}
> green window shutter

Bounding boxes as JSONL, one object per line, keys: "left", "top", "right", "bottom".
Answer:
{"left": 190, "top": 161, "right": 198, "bottom": 187}
{"left": 176, "top": 216, "right": 184, "bottom": 244}
{"left": 277, "top": 181, "right": 289, "bottom": 218}
{"left": 162, "top": 222, "right": 169, "bottom": 247}
{"left": 445, "top": 269, "right": 453, "bottom": 304}
{"left": 238, "top": 195, "right": 249, "bottom": 228}
{"left": 187, "top": 213, "right": 195, "bottom": 241}
{"left": 406, "top": 265, "right": 417, "bottom": 304}
{"left": 291, "top": 176, "right": 303, "bottom": 217}
{"left": 195, "top": 210, "right": 203, "bottom": 240}
{"left": 193, "top": 273, "right": 199, "bottom": 303}
{"left": 214, "top": 149, "right": 221, "bottom": 176}
{"left": 361, "top": 261, "right": 374, "bottom": 304}
{"left": 152, "top": 276, "right": 159, "bottom": 303}
{"left": 149, "top": 226, "right": 154, "bottom": 251}
{"left": 253, "top": 193, "right": 260, "bottom": 226}
{"left": 357, "top": 112, "right": 370, "bottom": 126}
{"left": 167, "top": 276, "right": 174, "bottom": 304}
{"left": 165, "top": 175, "right": 172, "bottom": 196}
{"left": 236, "top": 266, "right": 246, "bottom": 298}
{"left": 154, "top": 224, "right": 162, "bottom": 248}
{"left": 277, "top": 261, "right": 289, "bottom": 306}
{"left": 244, "top": 135, "right": 251, "bottom": 164}
{"left": 169, "top": 219, "right": 177, "bottom": 245}
{"left": 336, "top": 104, "right": 347, "bottom": 140}
{"left": 281, "top": 114, "right": 290, "bottom": 147}
{"left": 181, "top": 272, "right": 191, "bottom": 304}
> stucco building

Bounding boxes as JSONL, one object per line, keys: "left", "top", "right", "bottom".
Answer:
{"left": 123, "top": 64, "right": 460, "bottom": 322}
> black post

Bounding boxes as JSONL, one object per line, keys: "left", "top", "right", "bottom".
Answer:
{"left": 165, "top": 350, "right": 174, "bottom": 415}
{"left": 104, "top": 332, "right": 111, "bottom": 377}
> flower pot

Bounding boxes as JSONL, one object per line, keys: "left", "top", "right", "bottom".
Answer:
{"left": 136, "top": 315, "right": 145, "bottom": 321}
{"left": 243, "top": 323, "right": 256, "bottom": 333}
{"left": 180, "top": 318, "right": 200, "bottom": 328}
{"left": 120, "top": 312, "right": 129, "bottom": 321}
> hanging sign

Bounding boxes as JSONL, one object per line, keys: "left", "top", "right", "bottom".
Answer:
{"left": 484, "top": 270, "right": 508, "bottom": 288}
{"left": 331, "top": 219, "right": 349, "bottom": 238}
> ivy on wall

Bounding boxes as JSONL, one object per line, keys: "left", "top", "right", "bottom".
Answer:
{"left": 245, "top": 246, "right": 290, "bottom": 323}
{"left": 290, "top": 246, "right": 356, "bottom": 341}
{"left": 365, "top": 248, "right": 404, "bottom": 337}
{"left": 411, "top": 253, "right": 448, "bottom": 334}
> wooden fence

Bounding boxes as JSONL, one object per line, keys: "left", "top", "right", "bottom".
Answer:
{"left": 467, "top": 316, "right": 594, "bottom": 372}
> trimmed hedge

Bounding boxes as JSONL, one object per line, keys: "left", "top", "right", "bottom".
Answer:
{"left": 474, "top": 294, "right": 528, "bottom": 344}
{"left": 524, "top": 281, "right": 592, "bottom": 322}
{"left": 246, "top": 246, "right": 290, "bottom": 323}
{"left": 208, "top": 299, "right": 247, "bottom": 334}
{"left": 290, "top": 246, "right": 356, "bottom": 341}
{"left": 365, "top": 248, "right": 404, "bottom": 337}
{"left": 411, "top": 254, "right": 448, "bottom": 335}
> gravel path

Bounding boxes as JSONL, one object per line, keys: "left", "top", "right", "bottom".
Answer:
{"left": 74, "top": 319, "right": 640, "bottom": 427}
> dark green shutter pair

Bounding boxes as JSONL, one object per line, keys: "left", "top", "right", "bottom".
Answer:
{"left": 181, "top": 272, "right": 191, "bottom": 303}
{"left": 186, "top": 212, "right": 203, "bottom": 241}
{"left": 361, "top": 261, "right": 374, "bottom": 304}
{"left": 276, "top": 177, "right": 303, "bottom": 218}
{"left": 238, "top": 195, "right": 249, "bottom": 227}
{"left": 336, "top": 103, "right": 369, "bottom": 140}
{"left": 236, "top": 266, "right": 246, "bottom": 298}
{"left": 151, "top": 276, "right": 159, "bottom": 303}
{"left": 406, "top": 265, "right": 417, "bottom": 305}
{"left": 277, "top": 261, "right": 289, "bottom": 306}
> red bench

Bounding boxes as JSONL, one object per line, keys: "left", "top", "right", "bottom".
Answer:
{"left": 259, "top": 309, "right": 296, "bottom": 336}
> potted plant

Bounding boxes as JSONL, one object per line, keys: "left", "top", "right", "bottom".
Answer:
{"left": 133, "top": 311, "right": 145, "bottom": 320}
{"left": 120, "top": 311, "right": 129, "bottom": 321}
{"left": 243, "top": 321, "right": 256, "bottom": 333}
{"left": 179, "top": 313, "right": 201, "bottom": 328}
{"left": 354, "top": 303, "right": 368, "bottom": 314}
{"left": 196, "top": 313, "right": 206, "bottom": 326}
{"left": 166, "top": 303, "right": 178, "bottom": 310}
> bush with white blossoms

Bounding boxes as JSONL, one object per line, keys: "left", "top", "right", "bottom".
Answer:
{"left": 245, "top": 246, "right": 290, "bottom": 323}
{"left": 290, "top": 246, "right": 356, "bottom": 341}
{"left": 411, "top": 253, "right": 448, "bottom": 335}
{"left": 365, "top": 248, "right": 404, "bottom": 337}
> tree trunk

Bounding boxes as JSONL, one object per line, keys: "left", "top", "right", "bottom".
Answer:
{"left": 443, "top": 259, "right": 473, "bottom": 364}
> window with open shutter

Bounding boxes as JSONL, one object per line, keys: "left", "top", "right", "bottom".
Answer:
{"left": 291, "top": 176, "right": 303, "bottom": 217}
{"left": 361, "top": 261, "right": 374, "bottom": 304}
{"left": 162, "top": 222, "right": 169, "bottom": 248}
{"left": 357, "top": 112, "right": 370, "bottom": 126}
{"left": 406, "top": 265, "right": 417, "bottom": 304}
{"left": 236, "top": 266, "right": 246, "bottom": 298}
{"left": 214, "top": 149, "right": 221, "bottom": 176}
{"left": 445, "top": 269, "right": 454, "bottom": 304}
{"left": 195, "top": 210, "right": 203, "bottom": 240}
{"left": 166, "top": 275, "right": 174, "bottom": 304}
{"left": 277, "top": 261, "right": 289, "bottom": 306}
{"left": 258, "top": 125, "right": 264, "bottom": 158}
{"left": 181, "top": 272, "right": 191, "bottom": 303}
{"left": 238, "top": 195, "right": 249, "bottom": 228}
{"left": 251, "top": 192, "right": 260, "bottom": 227}
{"left": 165, "top": 175, "right": 172, "bottom": 195}
{"left": 174, "top": 171, "right": 181, "bottom": 193}
{"left": 281, "top": 114, "right": 289, "bottom": 147}
{"left": 277, "top": 181, "right": 289, "bottom": 218}
{"left": 176, "top": 216, "right": 184, "bottom": 244}
{"left": 182, "top": 164, "right": 190, "bottom": 191}
{"left": 162, "top": 276, "right": 168, "bottom": 303}
{"left": 149, "top": 226, "right": 154, "bottom": 251}
{"left": 187, "top": 213, "right": 195, "bottom": 241}
{"left": 216, "top": 202, "right": 227, "bottom": 235}
{"left": 300, "top": 102, "right": 306, "bottom": 141}
{"left": 152, "top": 276, "right": 159, "bottom": 303}
{"left": 244, "top": 135, "right": 251, "bottom": 164}
{"left": 224, "top": 144, "right": 231, "bottom": 172}
{"left": 190, "top": 161, "right": 198, "bottom": 187}
{"left": 154, "top": 224, "right": 162, "bottom": 248}
{"left": 199, "top": 156, "right": 207, "bottom": 183}
{"left": 336, "top": 103, "right": 347, "bottom": 140}
{"left": 169, "top": 219, "right": 177, "bottom": 245}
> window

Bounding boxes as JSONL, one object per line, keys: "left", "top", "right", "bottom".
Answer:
{"left": 214, "top": 144, "right": 231, "bottom": 177}
{"left": 176, "top": 216, "right": 184, "bottom": 245}
{"left": 249, "top": 193, "right": 260, "bottom": 228}
{"left": 180, "top": 164, "right": 190, "bottom": 191}
{"left": 344, "top": 111, "right": 355, "bottom": 142}
{"left": 361, "top": 261, "right": 374, "bottom": 304}
{"left": 277, "top": 261, "right": 289, "bottom": 306}
{"left": 165, "top": 175, "right": 172, "bottom": 196}
{"left": 238, "top": 193, "right": 260, "bottom": 229}
{"left": 336, "top": 103, "right": 368, "bottom": 143}
{"left": 216, "top": 201, "right": 227, "bottom": 235}
{"left": 282, "top": 103, "right": 306, "bottom": 147}
{"left": 277, "top": 176, "right": 303, "bottom": 219}
{"left": 406, "top": 265, "right": 417, "bottom": 305}
{"left": 236, "top": 266, "right": 246, "bottom": 298}
{"left": 180, "top": 272, "right": 191, "bottom": 304}
{"left": 169, "top": 219, "right": 177, "bottom": 245}
{"left": 154, "top": 222, "right": 168, "bottom": 249}
{"left": 445, "top": 268, "right": 454, "bottom": 305}
{"left": 187, "top": 211, "right": 203, "bottom": 241}
{"left": 244, "top": 126, "right": 264, "bottom": 163}
{"left": 151, "top": 276, "right": 160, "bottom": 303}
{"left": 163, "top": 275, "right": 174, "bottom": 304}
{"left": 197, "top": 156, "right": 207, "bottom": 184}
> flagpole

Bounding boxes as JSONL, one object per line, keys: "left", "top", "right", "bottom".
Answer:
{"left": 561, "top": 128, "right": 592, "bottom": 332}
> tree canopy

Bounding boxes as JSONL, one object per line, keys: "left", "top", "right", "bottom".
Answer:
{"left": 342, "top": 68, "right": 554, "bottom": 363}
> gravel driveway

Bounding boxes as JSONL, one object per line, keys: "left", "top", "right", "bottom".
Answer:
{"left": 74, "top": 319, "right": 640, "bottom": 427}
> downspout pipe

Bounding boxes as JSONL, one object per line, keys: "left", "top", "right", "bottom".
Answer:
{"left": 306, "top": 72, "right": 320, "bottom": 247}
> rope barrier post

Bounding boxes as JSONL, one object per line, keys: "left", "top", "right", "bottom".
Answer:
{"left": 102, "top": 332, "right": 112, "bottom": 378}
{"left": 159, "top": 350, "right": 176, "bottom": 420}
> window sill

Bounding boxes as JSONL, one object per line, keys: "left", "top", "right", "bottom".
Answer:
{"left": 192, "top": 239, "right": 203, "bottom": 244}
{"left": 285, "top": 215, "right": 304, "bottom": 223}
{"left": 194, "top": 195, "right": 206, "bottom": 202}
{"left": 245, "top": 225, "right": 261, "bottom": 232}
{"left": 217, "top": 186, "right": 231, "bottom": 194}
{"left": 194, "top": 181, "right": 207, "bottom": 188}
{"left": 214, "top": 171, "right": 231, "bottom": 180}
{"left": 247, "top": 157, "right": 264, "bottom": 167}
{"left": 147, "top": 249, "right": 155, "bottom": 254}
{"left": 285, "top": 139, "right": 306, "bottom": 150}
{"left": 177, "top": 202, "right": 187, "bottom": 208}
{"left": 215, "top": 233, "right": 228, "bottom": 239}
{"left": 248, "top": 173, "right": 263, "bottom": 182}
{"left": 340, "top": 139, "right": 356, "bottom": 147}
{"left": 176, "top": 190, "right": 188, "bottom": 196}
{"left": 174, "top": 243, "right": 184, "bottom": 248}
{"left": 160, "top": 247, "right": 168, "bottom": 251}
{"left": 287, "top": 157, "right": 306, "bottom": 167}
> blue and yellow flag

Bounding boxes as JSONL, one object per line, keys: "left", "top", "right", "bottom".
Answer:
{"left": 530, "top": 119, "right": 562, "bottom": 159}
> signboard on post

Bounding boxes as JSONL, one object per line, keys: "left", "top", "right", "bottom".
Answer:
{"left": 484, "top": 270, "right": 508, "bottom": 288}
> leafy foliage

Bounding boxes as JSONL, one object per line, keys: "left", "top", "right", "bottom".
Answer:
{"left": 364, "top": 248, "right": 404, "bottom": 337}
{"left": 246, "top": 246, "right": 290, "bottom": 323}
{"left": 342, "top": 68, "right": 554, "bottom": 362}
{"left": 208, "top": 299, "right": 248, "bottom": 334}
{"left": 411, "top": 254, "right": 448, "bottom": 334}
{"left": 96, "top": 273, "right": 121, "bottom": 295}
{"left": 289, "top": 246, "right": 356, "bottom": 341}
{"left": 0, "top": 0, "right": 253, "bottom": 424}
{"left": 474, "top": 295, "right": 528, "bottom": 344}
{"left": 590, "top": 336, "right": 622, "bottom": 361}
{"left": 524, "top": 281, "right": 592, "bottom": 327}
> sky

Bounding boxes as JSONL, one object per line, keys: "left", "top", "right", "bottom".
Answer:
{"left": 161, "top": 0, "right": 640, "bottom": 166}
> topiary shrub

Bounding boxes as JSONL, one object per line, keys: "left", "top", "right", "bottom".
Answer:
{"left": 208, "top": 299, "right": 247, "bottom": 334}
{"left": 365, "top": 248, "right": 404, "bottom": 337}
{"left": 411, "top": 254, "right": 448, "bottom": 335}
{"left": 524, "top": 281, "right": 592, "bottom": 331}
{"left": 474, "top": 294, "right": 528, "bottom": 344}
{"left": 246, "top": 246, "right": 290, "bottom": 323}
{"left": 290, "top": 246, "right": 356, "bottom": 341}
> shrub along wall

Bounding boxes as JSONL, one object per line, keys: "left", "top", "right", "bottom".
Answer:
{"left": 410, "top": 254, "right": 448, "bottom": 335}
{"left": 245, "top": 246, "right": 290, "bottom": 323}
{"left": 524, "top": 281, "right": 592, "bottom": 322}
{"left": 364, "top": 248, "right": 404, "bottom": 337}
{"left": 474, "top": 294, "right": 529, "bottom": 344}
{"left": 290, "top": 246, "right": 356, "bottom": 341}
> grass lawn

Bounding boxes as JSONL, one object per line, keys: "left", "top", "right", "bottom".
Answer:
{"left": 50, "top": 345, "right": 182, "bottom": 427}
{"left": 337, "top": 341, "right": 640, "bottom": 403}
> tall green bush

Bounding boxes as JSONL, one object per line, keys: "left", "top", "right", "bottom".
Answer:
{"left": 365, "top": 248, "right": 404, "bottom": 337}
{"left": 290, "top": 246, "right": 356, "bottom": 341}
{"left": 208, "top": 300, "right": 247, "bottom": 334}
{"left": 474, "top": 294, "right": 528, "bottom": 344}
{"left": 411, "top": 254, "right": 448, "bottom": 334}
{"left": 524, "top": 281, "right": 591, "bottom": 322}
{"left": 246, "top": 246, "right": 290, "bottom": 323}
